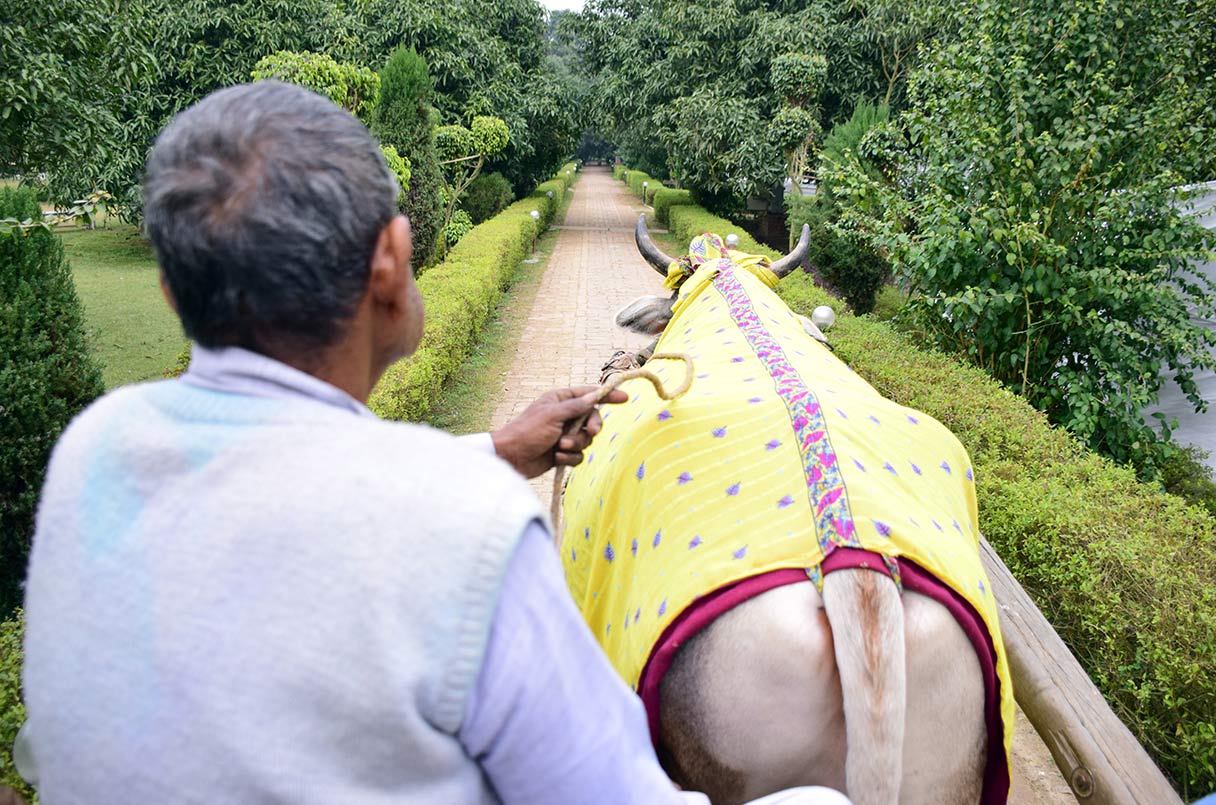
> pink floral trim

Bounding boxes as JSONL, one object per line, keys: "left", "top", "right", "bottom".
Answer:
{"left": 712, "top": 264, "right": 860, "bottom": 555}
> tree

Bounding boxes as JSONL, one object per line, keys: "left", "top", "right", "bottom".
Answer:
{"left": 787, "top": 102, "right": 892, "bottom": 314}
{"left": 0, "top": 187, "right": 105, "bottom": 618}
{"left": 372, "top": 47, "right": 445, "bottom": 269}
{"left": 0, "top": 0, "right": 156, "bottom": 191}
{"left": 250, "top": 51, "right": 411, "bottom": 199}
{"left": 434, "top": 116, "right": 510, "bottom": 255}
{"left": 569, "top": 0, "right": 939, "bottom": 210}
{"left": 830, "top": 0, "right": 1216, "bottom": 474}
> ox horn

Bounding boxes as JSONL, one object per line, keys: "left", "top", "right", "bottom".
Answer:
{"left": 769, "top": 224, "right": 811, "bottom": 278}
{"left": 635, "top": 214, "right": 676, "bottom": 276}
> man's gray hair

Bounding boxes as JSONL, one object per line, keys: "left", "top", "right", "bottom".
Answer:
{"left": 144, "top": 81, "right": 400, "bottom": 354}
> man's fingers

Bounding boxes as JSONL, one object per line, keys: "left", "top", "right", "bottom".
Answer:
{"left": 555, "top": 450, "right": 585, "bottom": 467}
{"left": 599, "top": 389, "right": 628, "bottom": 404}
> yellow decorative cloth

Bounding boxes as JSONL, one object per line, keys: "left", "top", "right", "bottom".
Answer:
{"left": 560, "top": 235, "right": 1013, "bottom": 778}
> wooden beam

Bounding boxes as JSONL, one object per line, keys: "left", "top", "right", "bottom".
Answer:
{"left": 980, "top": 538, "right": 1182, "bottom": 804}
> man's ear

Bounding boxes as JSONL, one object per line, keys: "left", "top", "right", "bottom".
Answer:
{"left": 368, "top": 215, "right": 413, "bottom": 305}
{"left": 615, "top": 295, "right": 675, "bottom": 334}
{"left": 159, "top": 274, "right": 178, "bottom": 313}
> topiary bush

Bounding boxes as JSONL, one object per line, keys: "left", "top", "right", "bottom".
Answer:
{"left": 462, "top": 171, "right": 514, "bottom": 224}
{"left": 372, "top": 48, "right": 444, "bottom": 270}
{"left": 0, "top": 187, "right": 105, "bottom": 619}
{"left": 659, "top": 199, "right": 1216, "bottom": 792}
{"left": 612, "top": 164, "right": 626, "bottom": 180}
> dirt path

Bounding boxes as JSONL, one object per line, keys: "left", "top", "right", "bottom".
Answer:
{"left": 490, "top": 166, "right": 1074, "bottom": 804}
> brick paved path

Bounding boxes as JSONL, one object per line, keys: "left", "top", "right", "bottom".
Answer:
{"left": 490, "top": 165, "right": 1073, "bottom": 805}
{"left": 490, "top": 166, "right": 667, "bottom": 507}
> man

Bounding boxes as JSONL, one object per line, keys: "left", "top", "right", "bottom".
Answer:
{"left": 21, "top": 82, "right": 847, "bottom": 804}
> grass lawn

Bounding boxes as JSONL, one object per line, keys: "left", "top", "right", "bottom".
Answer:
{"left": 59, "top": 223, "right": 187, "bottom": 389}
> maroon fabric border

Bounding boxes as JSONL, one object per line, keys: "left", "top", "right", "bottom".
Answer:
{"left": 636, "top": 555, "right": 1008, "bottom": 804}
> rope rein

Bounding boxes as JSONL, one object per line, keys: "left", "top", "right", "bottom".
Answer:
{"left": 549, "top": 353, "right": 694, "bottom": 530}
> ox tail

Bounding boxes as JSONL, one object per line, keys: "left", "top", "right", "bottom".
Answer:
{"left": 820, "top": 568, "right": 905, "bottom": 805}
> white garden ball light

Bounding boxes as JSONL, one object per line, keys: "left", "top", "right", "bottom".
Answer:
{"left": 811, "top": 305, "right": 836, "bottom": 330}
{"left": 530, "top": 210, "right": 540, "bottom": 222}
{"left": 547, "top": 190, "right": 553, "bottom": 198}
{"left": 725, "top": 233, "right": 740, "bottom": 248}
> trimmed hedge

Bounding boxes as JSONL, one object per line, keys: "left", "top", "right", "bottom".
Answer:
{"left": 367, "top": 164, "right": 577, "bottom": 422}
{"left": 625, "top": 170, "right": 655, "bottom": 200}
{"left": 0, "top": 613, "right": 31, "bottom": 801}
{"left": 612, "top": 164, "right": 627, "bottom": 181}
{"left": 620, "top": 179, "right": 1216, "bottom": 793}
{"left": 653, "top": 188, "right": 693, "bottom": 225}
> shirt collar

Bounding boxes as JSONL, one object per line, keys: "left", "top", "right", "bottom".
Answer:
{"left": 181, "top": 345, "right": 376, "bottom": 419}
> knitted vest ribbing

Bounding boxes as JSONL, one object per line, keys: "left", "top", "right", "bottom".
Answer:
{"left": 23, "top": 380, "right": 542, "bottom": 803}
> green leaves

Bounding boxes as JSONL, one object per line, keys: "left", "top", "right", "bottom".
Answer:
{"left": 251, "top": 50, "right": 380, "bottom": 123}
{"left": 832, "top": 0, "right": 1216, "bottom": 486}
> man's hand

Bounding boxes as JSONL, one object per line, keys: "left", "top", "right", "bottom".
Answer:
{"left": 491, "top": 385, "right": 629, "bottom": 479}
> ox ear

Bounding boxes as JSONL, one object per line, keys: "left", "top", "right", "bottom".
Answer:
{"left": 615, "top": 295, "right": 675, "bottom": 335}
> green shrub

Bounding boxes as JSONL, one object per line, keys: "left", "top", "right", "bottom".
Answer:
{"left": 0, "top": 613, "right": 32, "bottom": 801}
{"left": 1160, "top": 446, "right": 1216, "bottom": 520}
{"left": 367, "top": 168, "right": 571, "bottom": 421}
{"left": 785, "top": 102, "right": 892, "bottom": 315}
{"left": 652, "top": 188, "right": 693, "bottom": 226}
{"left": 0, "top": 187, "right": 105, "bottom": 618}
{"left": 657, "top": 200, "right": 1216, "bottom": 792}
{"left": 626, "top": 170, "right": 655, "bottom": 200}
{"left": 612, "top": 164, "right": 626, "bottom": 180}
{"left": 462, "top": 172, "right": 514, "bottom": 224}
{"left": 443, "top": 209, "right": 474, "bottom": 246}
{"left": 869, "top": 285, "right": 905, "bottom": 322}
{"left": 372, "top": 48, "right": 444, "bottom": 270}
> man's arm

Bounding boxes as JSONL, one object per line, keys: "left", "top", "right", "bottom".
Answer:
{"left": 459, "top": 521, "right": 708, "bottom": 804}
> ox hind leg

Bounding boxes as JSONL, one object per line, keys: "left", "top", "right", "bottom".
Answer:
{"left": 658, "top": 582, "right": 847, "bottom": 805}
{"left": 899, "top": 589, "right": 986, "bottom": 805}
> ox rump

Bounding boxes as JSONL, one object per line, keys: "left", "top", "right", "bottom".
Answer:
{"left": 559, "top": 222, "right": 1013, "bottom": 805}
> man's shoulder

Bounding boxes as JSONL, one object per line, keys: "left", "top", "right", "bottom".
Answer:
{"left": 52, "top": 381, "right": 164, "bottom": 455}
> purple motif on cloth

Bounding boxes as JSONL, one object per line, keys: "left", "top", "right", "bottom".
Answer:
{"left": 712, "top": 266, "right": 859, "bottom": 553}
{"left": 749, "top": 397, "right": 763, "bottom": 403}
{"left": 836, "top": 407, "right": 848, "bottom": 419}
{"left": 853, "top": 457, "right": 866, "bottom": 472}
{"left": 733, "top": 545, "right": 749, "bottom": 559}
{"left": 732, "top": 356, "right": 745, "bottom": 363}
{"left": 966, "top": 467, "right": 975, "bottom": 481}
{"left": 689, "top": 535, "right": 702, "bottom": 549}
{"left": 677, "top": 471, "right": 693, "bottom": 484}
{"left": 653, "top": 530, "right": 662, "bottom": 548}
{"left": 636, "top": 462, "right": 645, "bottom": 480}
{"left": 571, "top": 548, "right": 577, "bottom": 561}
{"left": 874, "top": 520, "right": 892, "bottom": 537}
{"left": 869, "top": 415, "right": 881, "bottom": 425}
{"left": 658, "top": 599, "right": 667, "bottom": 616}
{"left": 778, "top": 495, "right": 795, "bottom": 508}
{"left": 766, "top": 439, "right": 781, "bottom": 450}
{"left": 584, "top": 526, "right": 590, "bottom": 540}
{"left": 911, "top": 463, "right": 923, "bottom": 476}
{"left": 884, "top": 462, "right": 898, "bottom": 475}
{"left": 604, "top": 543, "right": 615, "bottom": 562}
{"left": 634, "top": 607, "right": 641, "bottom": 624}
{"left": 726, "top": 482, "right": 741, "bottom": 496}
{"left": 631, "top": 537, "right": 638, "bottom": 557}
{"left": 978, "top": 579, "right": 986, "bottom": 596}
{"left": 941, "top": 460, "right": 952, "bottom": 475}
{"left": 907, "top": 414, "right": 920, "bottom": 424}
{"left": 932, "top": 519, "right": 943, "bottom": 532}
{"left": 658, "top": 410, "right": 672, "bottom": 421}
{"left": 712, "top": 426, "right": 728, "bottom": 438}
